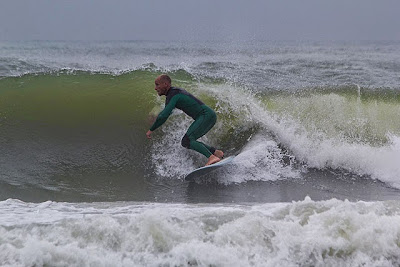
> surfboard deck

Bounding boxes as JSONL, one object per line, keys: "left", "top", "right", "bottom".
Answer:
{"left": 185, "top": 156, "right": 235, "bottom": 181}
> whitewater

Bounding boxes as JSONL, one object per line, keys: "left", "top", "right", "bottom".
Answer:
{"left": 1, "top": 40, "right": 400, "bottom": 266}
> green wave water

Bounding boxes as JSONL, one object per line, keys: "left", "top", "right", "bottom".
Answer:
{"left": 0, "top": 70, "right": 251, "bottom": 198}
{"left": 1, "top": 69, "right": 400, "bottom": 201}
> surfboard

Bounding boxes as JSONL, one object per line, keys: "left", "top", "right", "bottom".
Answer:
{"left": 185, "top": 156, "right": 235, "bottom": 181}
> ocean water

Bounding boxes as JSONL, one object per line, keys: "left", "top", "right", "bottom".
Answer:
{"left": 1, "top": 40, "right": 400, "bottom": 266}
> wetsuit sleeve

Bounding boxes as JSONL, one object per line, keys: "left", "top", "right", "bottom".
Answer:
{"left": 149, "top": 95, "right": 180, "bottom": 131}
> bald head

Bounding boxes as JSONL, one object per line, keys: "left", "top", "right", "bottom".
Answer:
{"left": 157, "top": 74, "right": 171, "bottom": 85}
{"left": 154, "top": 74, "right": 172, "bottom": 96}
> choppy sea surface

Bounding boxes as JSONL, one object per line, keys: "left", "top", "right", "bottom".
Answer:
{"left": 1, "top": 40, "right": 400, "bottom": 266}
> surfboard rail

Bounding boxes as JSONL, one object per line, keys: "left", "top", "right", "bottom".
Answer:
{"left": 184, "top": 156, "right": 235, "bottom": 181}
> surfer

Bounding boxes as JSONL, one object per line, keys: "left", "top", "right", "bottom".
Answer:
{"left": 146, "top": 74, "right": 224, "bottom": 166}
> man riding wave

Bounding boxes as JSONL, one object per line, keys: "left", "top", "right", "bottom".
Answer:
{"left": 146, "top": 74, "right": 223, "bottom": 166}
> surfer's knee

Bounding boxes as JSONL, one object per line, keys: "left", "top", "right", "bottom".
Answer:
{"left": 181, "top": 134, "right": 191, "bottom": 149}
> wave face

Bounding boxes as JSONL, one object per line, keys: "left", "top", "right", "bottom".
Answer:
{"left": 1, "top": 41, "right": 400, "bottom": 202}
{"left": 1, "top": 69, "right": 400, "bottom": 200}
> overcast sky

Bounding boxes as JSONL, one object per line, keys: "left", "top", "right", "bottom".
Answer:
{"left": 1, "top": 0, "right": 399, "bottom": 41}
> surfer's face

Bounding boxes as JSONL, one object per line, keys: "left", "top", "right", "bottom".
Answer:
{"left": 154, "top": 78, "right": 170, "bottom": 96}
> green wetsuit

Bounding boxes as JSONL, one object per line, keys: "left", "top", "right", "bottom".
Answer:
{"left": 150, "top": 87, "right": 217, "bottom": 158}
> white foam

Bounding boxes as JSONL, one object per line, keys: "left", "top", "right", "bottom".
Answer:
{"left": 197, "top": 83, "right": 400, "bottom": 188}
{"left": 273, "top": 116, "right": 400, "bottom": 187}
{"left": 220, "top": 135, "right": 300, "bottom": 184}
{"left": 150, "top": 112, "right": 199, "bottom": 178}
{"left": 1, "top": 198, "right": 400, "bottom": 266}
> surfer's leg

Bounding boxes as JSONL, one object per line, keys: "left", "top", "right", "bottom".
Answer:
{"left": 192, "top": 106, "right": 223, "bottom": 159}
{"left": 182, "top": 134, "right": 221, "bottom": 165}
{"left": 198, "top": 142, "right": 223, "bottom": 159}
{"left": 182, "top": 106, "right": 222, "bottom": 165}
{"left": 181, "top": 134, "right": 212, "bottom": 157}
{"left": 182, "top": 135, "right": 220, "bottom": 165}
{"left": 198, "top": 141, "right": 215, "bottom": 154}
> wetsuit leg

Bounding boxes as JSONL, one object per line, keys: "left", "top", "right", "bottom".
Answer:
{"left": 182, "top": 105, "right": 217, "bottom": 157}
{"left": 181, "top": 137, "right": 216, "bottom": 155}
{"left": 198, "top": 142, "right": 216, "bottom": 154}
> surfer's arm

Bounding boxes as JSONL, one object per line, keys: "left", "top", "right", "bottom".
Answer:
{"left": 149, "top": 95, "right": 179, "bottom": 131}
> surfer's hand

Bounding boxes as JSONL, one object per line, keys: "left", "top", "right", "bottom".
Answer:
{"left": 146, "top": 130, "right": 152, "bottom": 139}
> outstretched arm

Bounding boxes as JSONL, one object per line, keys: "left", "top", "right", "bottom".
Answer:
{"left": 148, "top": 95, "right": 179, "bottom": 132}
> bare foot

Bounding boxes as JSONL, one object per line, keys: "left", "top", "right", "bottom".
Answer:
{"left": 213, "top": 149, "right": 224, "bottom": 159}
{"left": 205, "top": 155, "right": 221, "bottom": 166}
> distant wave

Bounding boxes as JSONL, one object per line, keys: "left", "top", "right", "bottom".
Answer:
{"left": 2, "top": 40, "right": 400, "bottom": 89}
